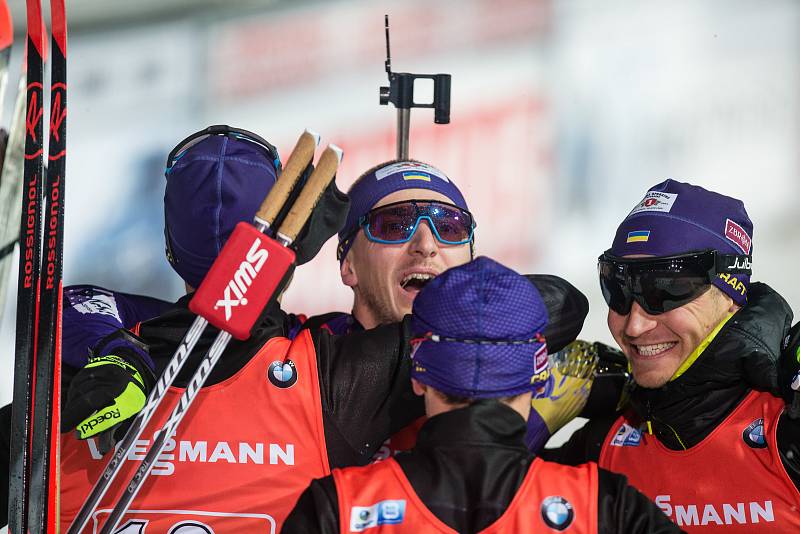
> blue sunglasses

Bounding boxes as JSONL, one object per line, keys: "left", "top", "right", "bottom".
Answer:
{"left": 359, "top": 200, "right": 476, "bottom": 245}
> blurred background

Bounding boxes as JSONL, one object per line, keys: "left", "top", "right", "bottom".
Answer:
{"left": 0, "top": 0, "right": 797, "bottom": 430}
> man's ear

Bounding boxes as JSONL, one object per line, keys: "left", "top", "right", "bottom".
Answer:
{"left": 340, "top": 254, "right": 358, "bottom": 288}
{"left": 411, "top": 378, "right": 427, "bottom": 397}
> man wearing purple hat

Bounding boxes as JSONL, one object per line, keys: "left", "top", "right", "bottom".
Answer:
{"left": 334, "top": 160, "right": 474, "bottom": 330}
{"left": 325, "top": 160, "right": 595, "bottom": 456}
{"left": 547, "top": 180, "right": 800, "bottom": 532}
{"left": 283, "top": 257, "right": 681, "bottom": 533}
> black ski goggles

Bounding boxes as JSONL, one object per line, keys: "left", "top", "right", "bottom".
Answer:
{"left": 598, "top": 249, "right": 752, "bottom": 316}
{"left": 165, "top": 124, "right": 282, "bottom": 175}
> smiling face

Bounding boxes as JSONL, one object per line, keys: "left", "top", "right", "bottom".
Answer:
{"left": 607, "top": 286, "right": 737, "bottom": 389}
{"left": 341, "top": 189, "right": 473, "bottom": 329}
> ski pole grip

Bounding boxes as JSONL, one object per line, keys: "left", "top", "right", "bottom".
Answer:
{"left": 277, "top": 144, "right": 343, "bottom": 243}
{"left": 255, "top": 129, "right": 320, "bottom": 227}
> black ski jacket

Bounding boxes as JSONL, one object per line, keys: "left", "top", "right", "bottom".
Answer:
{"left": 543, "top": 282, "right": 800, "bottom": 492}
{"left": 282, "top": 401, "right": 684, "bottom": 533}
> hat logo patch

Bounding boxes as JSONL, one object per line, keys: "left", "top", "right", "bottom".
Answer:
{"left": 628, "top": 191, "right": 678, "bottom": 216}
{"left": 374, "top": 162, "right": 450, "bottom": 183}
{"left": 534, "top": 344, "right": 548, "bottom": 374}
{"left": 626, "top": 230, "right": 650, "bottom": 243}
{"left": 725, "top": 219, "right": 751, "bottom": 254}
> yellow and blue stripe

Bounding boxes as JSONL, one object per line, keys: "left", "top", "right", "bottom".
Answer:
{"left": 402, "top": 172, "right": 431, "bottom": 182}
{"left": 626, "top": 230, "right": 651, "bottom": 243}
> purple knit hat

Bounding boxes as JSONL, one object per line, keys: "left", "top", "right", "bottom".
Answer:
{"left": 610, "top": 179, "right": 753, "bottom": 305}
{"left": 410, "top": 257, "right": 549, "bottom": 399}
{"left": 164, "top": 134, "right": 278, "bottom": 288}
{"left": 336, "top": 160, "right": 470, "bottom": 262}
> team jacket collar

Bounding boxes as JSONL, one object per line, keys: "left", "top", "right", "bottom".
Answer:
{"left": 414, "top": 400, "right": 529, "bottom": 451}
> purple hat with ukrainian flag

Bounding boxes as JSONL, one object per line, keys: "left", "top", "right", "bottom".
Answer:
{"left": 337, "top": 160, "right": 470, "bottom": 262}
{"left": 410, "top": 256, "right": 549, "bottom": 399}
{"left": 610, "top": 179, "right": 753, "bottom": 305}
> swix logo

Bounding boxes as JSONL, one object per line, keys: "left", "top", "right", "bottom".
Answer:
{"left": 214, "top": 238, "right": 269, "bottom": 321}
{"left": 87, "top": 436, "right": 295, "bottom": 477}
{"left": 655, "top": 495, "right": 774, "bottom": 527}
{"left": 726, "top": 256, "right": 752, "bottom": 271}
{"left": 25, "top": 82, "right": 44, "bottom": 151}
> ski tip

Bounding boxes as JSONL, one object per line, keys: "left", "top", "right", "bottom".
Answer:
{"left": 0, "top": 0, "right": 12, "bottom": 50}
{"left": 303, "top": 129, "right": 321, "bottom": 146}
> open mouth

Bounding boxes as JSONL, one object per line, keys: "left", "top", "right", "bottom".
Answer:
{"left": 400, "top": 273, "right": 436, "bottom": 292}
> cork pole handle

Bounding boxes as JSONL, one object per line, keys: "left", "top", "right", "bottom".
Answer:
{"left": 254, "top": 129, "right": 320, "bottom": 227}
{"left": 276, "top": 144, "right": 343, "bottom": 244}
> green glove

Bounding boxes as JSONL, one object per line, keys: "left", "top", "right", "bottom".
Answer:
{"left": 63, "top": 348, "right": 154, "bottom": 453}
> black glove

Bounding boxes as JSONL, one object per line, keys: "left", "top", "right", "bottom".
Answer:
{"left": 62, "top": 330, "right": 155, "bottom": 454}
{"left": 525, "top": 274, "right": 589, "bottom": 353}
{"left": 581, "top": 341, "right": 633, "bottom": 418}
{"left": 781, "top": 322, "right": 800, "bottom": 419}
{"left": 293, "top": 178, "right": 349, "bottom": 265}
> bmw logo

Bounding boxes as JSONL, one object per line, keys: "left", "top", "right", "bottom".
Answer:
{"left": 742, "top": 418, "right": 766, "bottom": 449}
{"left": 541, "top": 496, "right": 574, "bottom": 531}
{"left": 268, "top": 359, "right": 298, "bottom": 388}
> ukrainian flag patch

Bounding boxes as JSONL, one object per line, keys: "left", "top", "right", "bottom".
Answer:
{"left": 626, "top": 230, "right": 650, "bottom": 243}
{"left": 402, "top": 172, "right": 431, "bottom": 182}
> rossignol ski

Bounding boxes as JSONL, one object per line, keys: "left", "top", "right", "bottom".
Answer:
{"left": 8, "top": 0, "right": 67, "bottom": 532}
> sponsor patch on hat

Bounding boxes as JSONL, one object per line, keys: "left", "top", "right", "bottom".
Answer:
{"left": 534, "top": 344, "right": 548, "bottom": 374}
{"left": 375, "top": 162, "right": 450, "bottom": 183}
{"left": 626, "top": 230, "right": 650, "bottom": 243}
{"left": 628, "top": 191, "right": 678, "bottom": 216}
{"left": 725, "top": 218, "right": 752, "bottom": 254}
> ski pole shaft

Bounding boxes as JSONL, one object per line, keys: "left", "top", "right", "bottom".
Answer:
{"left": 100, "top": 144, "right": 342, "bottom": 534}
